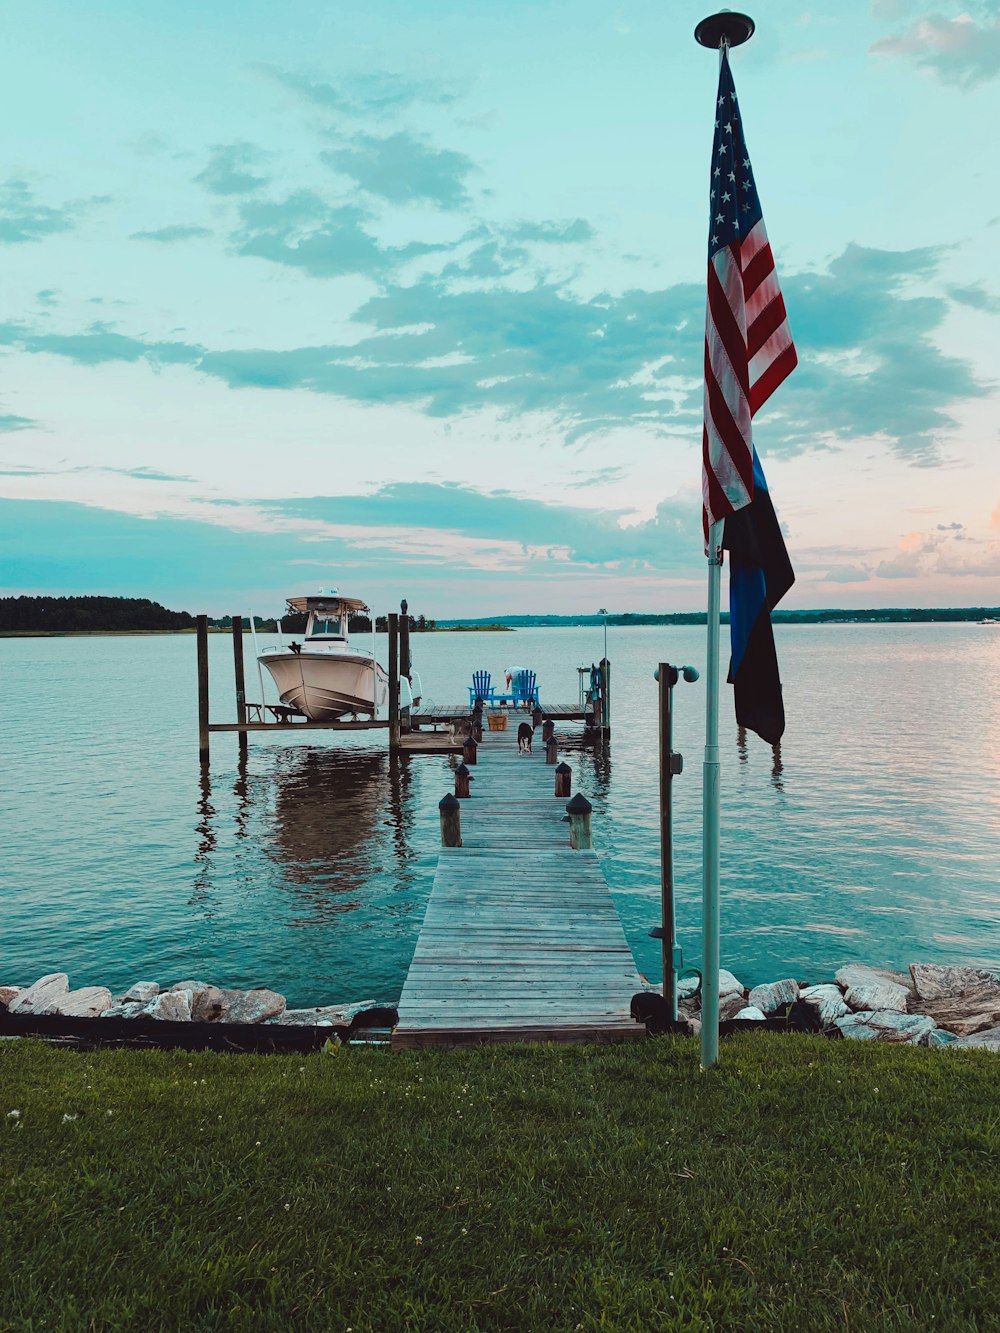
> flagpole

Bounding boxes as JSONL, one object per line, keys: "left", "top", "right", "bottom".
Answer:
{"left": 701, "top": 519, "right": 724, "bottom": 1067}
{"left": 695, "top": 9, "right": 756, "bottom": 1070}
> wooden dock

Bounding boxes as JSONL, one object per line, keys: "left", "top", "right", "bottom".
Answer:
{"left": 392, "top": 725, "right": 643, "bottom": 1048}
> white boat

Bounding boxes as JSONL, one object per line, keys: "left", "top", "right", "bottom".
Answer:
{"left": 258, "top": 591, "right": 412, "bottom": 722}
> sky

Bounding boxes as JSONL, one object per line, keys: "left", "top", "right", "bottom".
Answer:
{"left": 1, "top": 0, "right": 999, "bottom": 618}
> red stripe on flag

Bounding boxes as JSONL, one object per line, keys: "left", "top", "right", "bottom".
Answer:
{"left": 749, "top": 342, "right": 798, "bottom": 415}
{"left": 746, "top": 292, "right": 789, "bottom": 361}
{"left": 742, "top": 241, "right": 775, "bottom": 302}
{"left": 707, "top": 263, "right": 750, "bottom": 400}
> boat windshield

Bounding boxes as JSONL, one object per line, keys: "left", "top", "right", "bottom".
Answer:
{"left": 307, "top": 613, "right": 347, "bottom": 640}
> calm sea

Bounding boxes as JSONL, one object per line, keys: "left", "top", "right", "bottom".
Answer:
{"left": 1, "top": 624, "right": 998, "bottom": 1006}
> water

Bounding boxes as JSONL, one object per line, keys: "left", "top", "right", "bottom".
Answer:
{"left": 1, "top": 625, "right": 998, "bottom": 1005}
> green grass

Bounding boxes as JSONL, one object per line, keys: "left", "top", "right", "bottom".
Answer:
{"left": 1, "top": 1036, "right": 997, "bottom": 1332}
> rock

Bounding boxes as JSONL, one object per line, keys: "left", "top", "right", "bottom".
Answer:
{"left": 144, "top": 990, "right": 192, "bottom": 1021}
{"left": 836, "top": 1010, "right": 935, "bottom": 1044}
{"left": 269, "top": 1001, "right": 377, "bottom": 1026}
{"left": 748, "top": 979, "right": 799, "bottom": 1014}
{"left": 718, "top": 970, "right": 744, "bottom": 996}
{"left": 925, "top": 1028, "right": 959, "bottom": 1047}
{"left": 800, "top": 984, "right": 850, "bottom": 1025}
{"left": 678, "top": 975, "right": 699, "bottom": 999}
{"left": 8, "top": 973, "right": 69, "bottom": 1015}
{"left": 169, "top": 980, "right": 213, "bottom": 1006}
{"left": 734, "top": 1006, "right": 767, "bottom": 1021}
{"left": 836, "top": 964, "right": 914, "bottom": 1000}
{"left": 952, "top": 1025, "right": 1000, "bottom": 1052}
{"left": 843, "top": 980, "right": 910, "bottom": 1014}
{"left": 100, "top": 1002, "right": 148, "bottom": 1019}
{"left": 0, "top": 987, "right": 23, "bottom": 1010}
{"left": 225, "top": 988, "right": 285, "bottom": 1024}
{"left": 719, "top": 990, "right": 747, "bottom": 1022}
{"left": 50, "top": 987, "right": 113, "bottom": 1018}
{"left": 919, "top": 986, "right": 1000, "bottom": 1037}
{"left": 909, "top": 964, "right": 1000, "bottom": 1003}
{"left": 123, "top": 982, "right": 160, "bottom": 1003}
{"left": 190, "top": 986, "right": 239, "bottom": 1023}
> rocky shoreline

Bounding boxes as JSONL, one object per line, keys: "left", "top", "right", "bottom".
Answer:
{"left": 660, "top": 962, "right": 1000, "bottom": 1049}
{"left": 0, "top": 974, "right": 384, "bottom": 1029}
{"left": 2, "top": 962, "right": 999, "bottom": 1050}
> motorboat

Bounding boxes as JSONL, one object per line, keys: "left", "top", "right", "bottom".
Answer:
{"left": 258, "top": 591, "right": 419, "bottom": 722}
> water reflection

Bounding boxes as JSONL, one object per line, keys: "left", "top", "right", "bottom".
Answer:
{"left": 191, "top": 764, "right": 218, "bottom": 914}
{"left": 771, "top": 742, "right": 784, "bottom": 793}
{"left": 270, "top": 749, "right": 389, "bottom": 916}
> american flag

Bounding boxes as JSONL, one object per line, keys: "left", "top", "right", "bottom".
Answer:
{"left": 702, "top": 50, "right": 796, "bottom": 537}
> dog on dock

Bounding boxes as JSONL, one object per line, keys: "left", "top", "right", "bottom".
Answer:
{"left": 517, "top": 722, "right": 535, "bottom": 753}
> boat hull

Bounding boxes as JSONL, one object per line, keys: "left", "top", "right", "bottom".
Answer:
{"left": 259, "top": 650, "right": 389, "bottom": 721}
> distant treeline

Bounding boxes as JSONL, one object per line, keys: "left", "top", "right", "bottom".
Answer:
{"left": 437, "top": 607, "right": 1000, "bottom": 628}
{"left": 0, "top": 597, "right": 441, "bottom": 634}
{"left": 0, "top": 596, "right": 196, "bottom": 632}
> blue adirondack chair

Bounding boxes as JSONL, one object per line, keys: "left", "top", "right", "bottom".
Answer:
{"left": 468, "top": 669, "right": 497, "bottom": 706}
{"left": 511, "top": 669, "right": 538, "bottom": 709}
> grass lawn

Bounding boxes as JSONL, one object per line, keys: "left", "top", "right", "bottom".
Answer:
{"left": 1, "top": 1035, "right": 997, "bottom": 1331}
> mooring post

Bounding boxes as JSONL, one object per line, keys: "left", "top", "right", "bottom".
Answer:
{"left": 554, "top": 761, "right": 572, "bottom": 798}
{"left": 545, "top": 736, "right": 558, "bottom": 765}
{"left": 541, "top": 718, "right": 555, "bottom": 744}
{"left": 231, "top": 615, "right": 248, "bottom": 758}
{"left": 399, "top": 599, "right": 410, "bottom": 681}
{"left": 471, "top": 703, "right": 484, "bottom": 742}
{"left": 388, "top": 612, "right": 400, "bottom": 749}
{"left": 463, "top": 734, "right": 478, "bottom": 767}
{"left": 531, "top": 705, "right": 543, "bottom": 728}
{"left": 600, "top": 657, "right": 611, "bottom": 738}
{"left": 454, "top": 761, "right": 471, "bottom": 799}
{"left": 197, "top": 614, "right": 210, "bottom": 764}
{"left": 439, "top": 792, "right": 462, "bottom": 847}
{"left": 566, "top": 792, "right": 593, "bottom": 850}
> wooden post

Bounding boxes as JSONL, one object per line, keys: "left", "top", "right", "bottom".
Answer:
{"left": 600, "top": 657, "right": 611, "bottom": 738}
{"left": 566, "top": 793, "right": 593, "bottom": 850}
{"left": 554, "top": 761, "right": 572, "bottom": 798}
{"left": 388, "top": 612, "right": 400, "bottom": 749}
{"left": 545, "top": 736, "right": 558, "bottom": 765}
{"left": 541, "top": 718, "right": 555, "bottom": 743}
{"left": 439, "top": 792, "right": 462, "bottom": 847}
{"left": 231, "top": 615, "right": 248, "bottom": 759}
{"left": 531, "top": 705, "right": 543, "bottom": 728}
{"left": 399, "top": 599, "right": 410, "bottom": 681}
{"left": 463, "top": 734, "right": 478, "bottom": 767}
{"left": 196, "top": 614, "right": 210, "bottom": 764}
{"left": 471, "top": 711, "right": 483, "bottom": 742}
{"left": 454, "top": 762, "right": 471, "bottom": 799}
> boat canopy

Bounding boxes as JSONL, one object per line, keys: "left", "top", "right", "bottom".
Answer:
{"left": 285, "top": 594, "right": 369, "bottom": 615}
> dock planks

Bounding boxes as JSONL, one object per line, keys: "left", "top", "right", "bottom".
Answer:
{"left": 392, "top": 726, "right": 644, "bottom": 1048}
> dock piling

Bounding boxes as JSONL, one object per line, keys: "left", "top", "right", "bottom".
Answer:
{"left": 388, "top": 612, "right": 400, "bottom": 749}
{"left": 439, "top": 792, "right": 462, "bottom": 847}
{"left": 554, "top": 761, "right": 572, "bottom": 798}
{"left": 231, "top": 615, "right": 248, "bottom": 758}
{"left": 545, "top": 736, "right": 558, "bottom": 765}
{"left": 541, "top": 718, "right": 555, "bottom": 744}
{"left": 197, "top": 614, "right": 210, "bottom": 764}
{"left": 454, "top": 762, "right": 472, "bottom": 799}
{"left": 566, "top": 792, "right": 593, "bottom": 850}
{"left": 463, "top": 734, "right": 478, "bottom": 766}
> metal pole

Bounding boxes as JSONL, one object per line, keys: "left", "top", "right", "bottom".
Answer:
{"left": 248, "top": 611, "right": 266, "bottom": 709}
{"left": 658, "top": 663, "right": 677, "bottom": 1020}
{"left": 701, "top": 521, "right": 724, "bottom": 1067}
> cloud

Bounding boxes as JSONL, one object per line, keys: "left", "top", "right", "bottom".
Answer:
{"left": 322, "top": 131, "right": 475, "bottom": 208}
{"left": 949, "top": 282, "right": 1000, "bottom": 314}
{"left": 0, "top": 179, "right": 78, "bottom": 244}
{"left": 0, "top": 413, "right": 37, "bottom": 432}
{"left": 195, "top": 143, "right": 270, "bottom": 196}
{"left": 511, "top": 219, "right": 595, "bottom": 244}
{"left": 233, "top": 193, "right": 442, "bottom": 278}
{"left": 263, "top": 67, "right": 461, "bottom": 117}
{"left": 875, "top": 524, "right": 1000, "bottom": 578}
{"left": 871, "top": 11, "right": 1000, "bottom": 88}
{"left": 130, "top": 224, "right": 213, "bottom": 243}
{"left": 0, "top": 243, "right": 985, "bottom": 468}
{"left": 823, "top": 564, "right": 871, "bottom": 583}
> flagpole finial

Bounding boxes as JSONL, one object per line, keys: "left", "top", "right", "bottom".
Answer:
{"left": 694, "top": 11, "right": 754, "bottom": 48}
